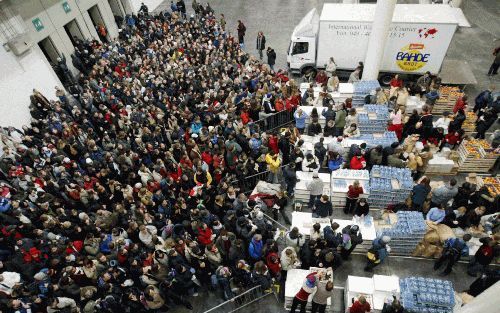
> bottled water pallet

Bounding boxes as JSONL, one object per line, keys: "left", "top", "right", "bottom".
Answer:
{"left": 368, "top": 166, "right": 413, "bottom": 208}
{"left": 342, "top": 132, "right": 398, "bottom": 149}
{"left": 378, "top": 212, "right": 426, "bottom": 256}
{"left": 358, "top": 105, "right": 389, "bottom": 134}
{"left": 352, "top": 81, "right": 381, "bottom": 107}
{"left": 400, "top": 277, "right": 455, "bottom": 313}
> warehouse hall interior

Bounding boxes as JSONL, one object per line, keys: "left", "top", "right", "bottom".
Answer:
{"left": 0, "top": 0, "right": 498, "bottom": 313}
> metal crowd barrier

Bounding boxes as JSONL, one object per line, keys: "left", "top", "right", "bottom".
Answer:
{"left": 252, "top": 109, "right": 296, "bottom": 133}
{"left": 202, "top": 284, "right": 278, "bottom": 313}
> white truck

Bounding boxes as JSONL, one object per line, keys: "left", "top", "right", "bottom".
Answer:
{"left": 287, "top": 4, "right": 465, "bottom": 83}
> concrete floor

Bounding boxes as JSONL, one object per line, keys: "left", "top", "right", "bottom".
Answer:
{"left": 149, "top": 1, "right": 499, "bottom": 312}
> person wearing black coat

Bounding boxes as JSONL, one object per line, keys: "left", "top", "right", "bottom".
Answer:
{"left": 173, "top": 264, "right": 197, "bottom": 296}
{"left": 256, "top": 32, "right": 266, "bottom": 60}
{"left": 340, "top": 225, "right": 363, "bottom": 260}
{"left": 353, "top": 198, "right": 369, "bottom": 217}
{"left": 266, "top": 47, "right": 277, "bottom": 71}
{"left": 313, "top": 195, "right": 333, "bottom": 218}
{"left": 317, "top": 248, "right": 342, "bottom": 270}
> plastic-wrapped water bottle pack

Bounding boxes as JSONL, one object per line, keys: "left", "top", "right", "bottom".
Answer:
{"left": 378, "top": 212, "right": 426, "bottom": 255}
{"left": 368, "top": 166, "right": 413, "bottom": 208}
{"left": 352, "top": 80, "right": 381, "bottom": 106}
{"left": 400, "top": 277, "right": 455, "bottom": 313}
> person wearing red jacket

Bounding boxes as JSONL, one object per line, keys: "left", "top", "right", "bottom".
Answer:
{"left": 345, "top": 180, "right": 364, "bottom": 215}
{"left": 349, "top": 295, "right": 371, "bottom": 313}
{"left": 349, "top": 154, "right": 366, "bottom": 170}
{"left": 265, "top": 250, "right": 281, "bottom": 279}
{"left": 290, "top": 272, "right": 318, "bottom": 313}
{"left": 439, "top": 129, "right": 464, "bottom": 151}
{"left": 268, "top": 134, "right": 279, "bottom": 154}
{"left": 467, "top": 237, "right": 496, "bottom": 276}
{"left": 197, "top": 223, "right": 213, "bottom": 246}
{"left": 453, "top": 95, "right": 468, "bottom": 113}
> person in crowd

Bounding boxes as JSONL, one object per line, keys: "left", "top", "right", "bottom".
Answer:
{"left": 294, "top": 108, "right": 309, "bottom": 134}
{"left": 349, "top": 295, "right": 371, "bottom": 313}
{"left": 353, "top": 198, "right": 369, "bottom": 218}
{"left": 426, "top": 204, "right": 446, "bottom": 224}
{"left": 237, "top": 20, "right": 246, "bottom": 47}
{"left": 290, "top": 272, "right": 318, "bottom": 313}
{"left": 411, "top": 177, "right": 431, "bottom": 211}
{"left": 389, "top": 74, "right": 403, "bottom": 97}
{"left": 430, "top": 179, "right": 458, "bottom": 208}
{"left": 256, "top": 31, "right": 266, "bottom": 60}
{"left": 382, "top": 297, "right": 406, "bottom": 313}
{"left": 334, "top": 104, "right": 347, "bottom": 136}
{"left": 487, "top": 46, "right": 500, "bottom": 76}
{"left": 467, "top": 237, "right": 497, "bottom": 276}
{"left": 417, "top": 71, "right": 432, "bottom": 95}
{"left": 344, "top": 123, "right": 360, "bottom": 138}
{"left": 434, "top": 234, "right": 471, "bottom": 276}
{"left": 313, "top": 195, "right": 333, "bottom": 218}
{"left": 350, "top": 152, "right": 366, "bottom": 170}
{"left": 340, "top": 224, "right": 363, "bottom": 260}
{"left": 365, "top": 236, "right": 391, "bottom": 272}
{"left": 311, "top": 280, "right": 334, "bottom": 313}
{"left": 307, "top": 172, "right": 324, "bottom": 210}
{"left": 345, "top": 180, "right": 364, "bottom": 214}
{"left": 267, "top": 47, "right": 277, "bottom": 71}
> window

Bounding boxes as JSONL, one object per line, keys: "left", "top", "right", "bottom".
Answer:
{"left": 292, "top": 42, "right": 308, "bottom": 55}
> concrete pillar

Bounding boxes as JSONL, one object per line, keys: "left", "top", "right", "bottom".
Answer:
{"left": 362, "top": 0, "right": 397, "bottom": 81}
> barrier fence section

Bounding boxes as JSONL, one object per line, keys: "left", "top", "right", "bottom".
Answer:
{"left": 202, "top": 284, "right": 278, "bottom": 313}
{"left": 253, "top": 108, "right": 296, "bottom": 133}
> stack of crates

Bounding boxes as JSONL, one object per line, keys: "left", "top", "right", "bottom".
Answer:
{"left": 378, "top": 211, "right": 426, "bottom": 255}
{"left": 400, "top": 277, "right": 455, "bottom": 313}
{"left": 357, "top": 105, "right": 389, "bottom": 134}
{"left": 368, "top": 166, "right": 413, "bottom": 208}
{"left": 352, "top": 80, "right": 380, "bottom": 106}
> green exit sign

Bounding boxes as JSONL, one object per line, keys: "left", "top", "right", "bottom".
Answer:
{"left": 62, "top": 1, "right": 71, "bottom": 13}
{"left": 32, "top": 18, "right": 44, "bottom": 32}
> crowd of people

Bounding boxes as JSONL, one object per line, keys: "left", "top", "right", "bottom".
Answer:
{"left": 0, "top": 2, "right": 498, "bottom": 313}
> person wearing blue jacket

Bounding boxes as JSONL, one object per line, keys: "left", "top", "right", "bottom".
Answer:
{"left": 365, "top": 236, "right": 391, "bottom": 272}
{"left": 248, "top": 234, "right": 263, "bottom": 263}
{"left": 294, "top": 108, "right": 309, "bottom": 134}
{"left": 434, "top": 234, "right": 471, "bottom": 276}
{"left": 0, "top": 197, "right": 11, "bottom": 213}
{"left": 327, "top": 152, "right": 344, "bottom": 172}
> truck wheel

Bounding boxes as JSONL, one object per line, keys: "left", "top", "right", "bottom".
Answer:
{"left": 302, "top": 67, "right": 317, "bottom": 82}
{"left": 379, "top": 74, "right": 392, "bottom": 86}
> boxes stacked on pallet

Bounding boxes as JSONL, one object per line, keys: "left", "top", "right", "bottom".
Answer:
{"left": 432, "top": 86, "right": 464, "bottom": 115}
{"left": 342, "top": 131, "right": 398, "bottom": 149}
{"left": 368, "top": 166, "right": 413, "bottom": 208}
{"left": 378, "top": 211, "right": 426, "bottom": 255}
{"left": 352, "top": 80, "right": 380, "bottom": 106}
{"left": 400, "top": 277, "right": 455, "bottom": 313}
{"left": 357, "top": 105, "right": 390, "bottom": 134}
{"left": 331, "top": 169, "right": 370, "bottom": 208}
{"left": 295, "top": 171, "right": 331, "bottom": 204}
{"left": 457, "top": 139, "right": 499, "bottom": 173}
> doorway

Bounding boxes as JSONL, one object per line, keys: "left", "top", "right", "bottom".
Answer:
{"left": 88, "top": 5, "right": 108, "bottom": 42}
{"left": 38, "top": 37, "right": 60, "bottom": 64}
{"left": 63, "top": 19, "right": 84, "bottom": 47}
{"left": 38, "top": 36, "right": 66, "bottom": 83}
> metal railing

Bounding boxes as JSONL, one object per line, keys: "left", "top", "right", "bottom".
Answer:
{"left": 202, "top": 284, "right": 278, "bottom": 313}
{"left": 251, "top": 108, "right": 296, "bottom": 133}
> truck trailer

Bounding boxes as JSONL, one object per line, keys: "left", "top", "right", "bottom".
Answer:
{"left": 287, "top": 4, "right": 463, "bottom": 83}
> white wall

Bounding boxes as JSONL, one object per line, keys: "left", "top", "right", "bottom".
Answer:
{"left": 0, "top": 0, "right": 121, "bottom": 129}
{"left": 131, "top": 0, "right": 164, "bottom": 13}
{"left": 0, "top": 46, "right": 61, "bottom": 129}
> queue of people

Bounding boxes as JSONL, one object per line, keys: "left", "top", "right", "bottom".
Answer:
{"left": 0, "top": 2, "right": 498, "bottom": 313}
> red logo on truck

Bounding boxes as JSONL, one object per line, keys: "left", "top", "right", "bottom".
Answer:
{"left": 418, "top": 28, "right": 438, "bottom": 38}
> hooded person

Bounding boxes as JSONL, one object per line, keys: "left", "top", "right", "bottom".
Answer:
{"left": 365, "top": 236, "right": 391, "bottom": 271}
{"left": 290, "top": 272, "right": 318, "bottom": 313}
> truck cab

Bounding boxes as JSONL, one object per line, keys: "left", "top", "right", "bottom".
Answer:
{"left": 287, "top": 9, "right": 319, "bottom": 75}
